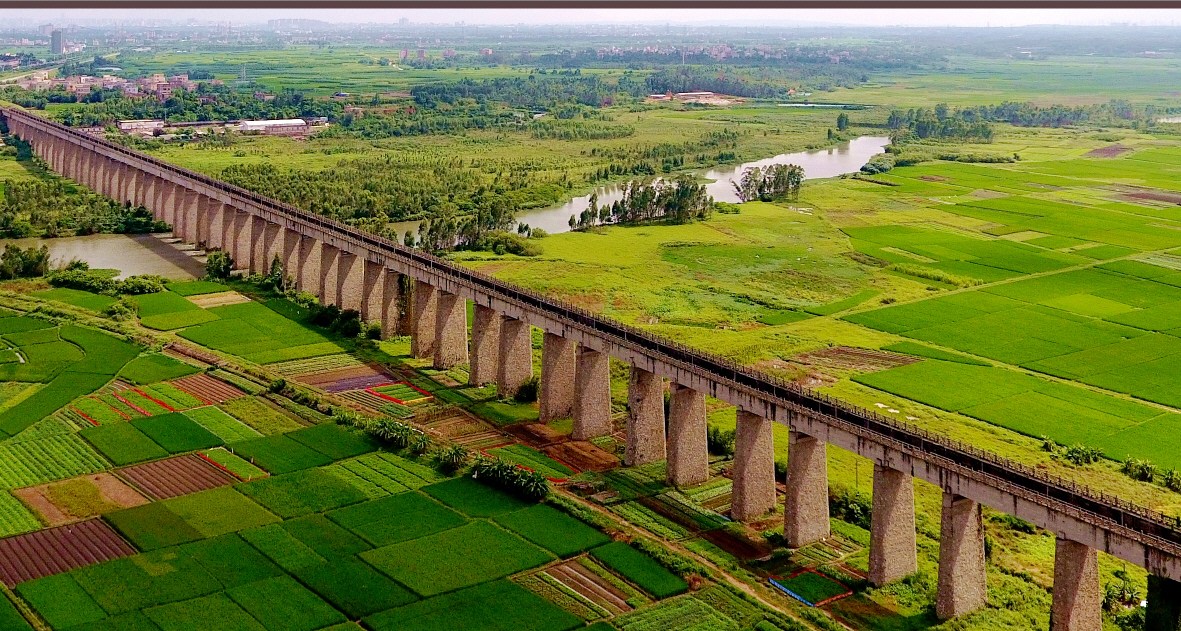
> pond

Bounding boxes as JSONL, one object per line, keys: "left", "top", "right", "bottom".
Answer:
{"left": 389, "top": 136, "right": 890, "bottom": 240}
{"left": 0, "top": 233, "right": 205, "bottom": 280}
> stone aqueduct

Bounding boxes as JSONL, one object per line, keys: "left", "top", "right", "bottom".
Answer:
{"left": 5, "top": 106, "right": 1181, "bottom": 630}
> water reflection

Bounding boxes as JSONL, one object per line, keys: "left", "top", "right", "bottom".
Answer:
{"left": 0, "top": 233, "right": 204, "bottom": 279}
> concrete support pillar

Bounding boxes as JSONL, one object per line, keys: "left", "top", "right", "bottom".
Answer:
{"left": 261, "top": 221, "right": 284, "bottom": 277}
{"left": 1050, "top": 539, "right": 1101, "bottom": 631}
{"left": 66, "top": 144, "right": 81, "bottom": 182}
{"left": 935, "top": 493, "right": 987, "bottom": 620}
{"left": 131, "top": 168, "right": 146, "bottom": 208}
{"left": 539, "top": 333, "right": 576, "bottom": 422}
{"left": 784, "top": 431, "right": 830, "bottom": 547}
{"left": 1147, "top": 575, "right": 1181, "bottom": 631}
{"left": 338, "top": 252, "right": 364, "bottom": 313}
{"left": 497, "top": 316, "right": 532, "bottom": 398}
{"left": 113, "top": 163, "right": 128, "bottom": 204}
{"left": 233, "top": 210, "right": 253, "bottom": 269}
{"left": 320, "top": 244, "right": 341, "bottom": 305}
{"left": 80, "top": 151, "right": 95, "bottom": 189}
{"left": 360, "top": 260, "right": 386, "bottom": 322}
{"left": 666, "top": 384, "right": 708, "bottom": 486}
{"left": 469, "top": 304, "right": 501, "bottom": 386}
{"left": 731, "top": 410, "right": 775, "bottom": 521}
{"left": 433, "top": 291, "right": 468, "bottom": 369}
{"left": 163, "top": 182, "right": 181, "bottom": 229}
{"left": 124, "top": 165, "right": 140, "bottom": 206}
{"left": 141, "top": 175, "right": 158, "bottom": 220}
{"left": 98, "top": 158, "right": 114, "bottom": 199}
{"left": 281, "top": 228, "right": 301, "bottom": 285}
{"left": 572, "top": 346, "right": 612, "bottom": 441}
{"left": 250, "top": 216, "right": 269, "bottom": 274}
{"left": 180, "top": 190, "right": 200, "bottom": 243}
{"left": 625, "top": 366, "right": 665, "bottom": 467}
{"left": 207, "top": 202, "right": 227, "bottom": 250}
{"left": 298, "top": 237, "right": 323, "bottom": 297}
{"left": 869, "top": 465, "right": 918, "bottom": 587}
{"left": 411, "top": 280, "right": 438, "bottom": 359}
{"left": 380, "top": 271, "right": 402, "bottom": 340}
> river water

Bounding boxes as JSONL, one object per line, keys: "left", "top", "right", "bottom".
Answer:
{"left": 0, "top": 233, "right": 205, "bottom": 280}
{"left": 390, "top": 135, "right": 889, "bottom": 239}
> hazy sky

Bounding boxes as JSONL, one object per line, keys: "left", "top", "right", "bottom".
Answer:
{"left": 7, "top": 8, "right": 1181, "bottom": 28}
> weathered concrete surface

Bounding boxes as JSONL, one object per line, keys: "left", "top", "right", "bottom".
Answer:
{"left": 381, "top": 270, "right": 402, "bottom": 339}
{"left": 470, "top": 304, "right": 501, "bottom": 386}
{"left": 411, "top": 280, "right": 438, "bottom": 359}
{"left": 626, "top": 366, "right": 665, "bottom": 467}
{"left": 540, "top": 333, "right": 576, "bottom": 422}
{"left": 249, "top": 215, "right": 267, "bottom": 273}
{"left": 361, "top": 260, "right": 386, "bottom": 323}
{"left": 233, "top": 210, "right": 252, "bottom": 271}
{"left": 298, "top": 236, "right": 323, "bottom": 297}
{"left": 936, "top": 493, "right": 987, "bottom": 620}
{"left": 281, "top": 227, "right": 301, "bottom": 287}
{"left": 732, "top": 410, "right": 776, "bottom": 521}
{"left": 666, "top": 384, "right": 708, "bottom": 487}
{"left": 320, "top": 244, "right": 341, "bottom": 306}
{"left": 498, "top": 316, "right": 533, "bottom": 397}
{"left": 784, "top": 431, "right": 830, "bottom": 547}
{"left": 573, "top": 346, "right": 612, "bottom": 441}
{"left": 339, "top": 252, "right": 364, "bottom": 313}
{"left": 261, "top": 221, "right": 283, "bottom": 279}
{"left": 434, "top": 290, "right": 468, "bottom": 369}
{"left": 1051, "top": 538, "right": 1101, "bottom": 631}
{"left": 869, "top": 464, "right": 918, "bottom": 587}
{"left": 195, "top": 193, "right": 212, "bottom": 246}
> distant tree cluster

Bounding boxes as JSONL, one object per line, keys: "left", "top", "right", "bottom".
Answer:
{"left": 885, "top": 104, "right": 994, "bottom": 141}
{"left": 731, "top": 164, "right": 804, "bottom": 202}
{"left": 572, "top": 175, "right": 713, "bottom": 229}
{"left": 0, "top": 177, "right": 168, "bottom": 238}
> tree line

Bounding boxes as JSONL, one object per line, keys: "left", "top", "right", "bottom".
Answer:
{"left": 0, "top": 176, "right": 168, "bottom": 239}
{"left": 571, "top": 175, "right": 714, "bottom": 230}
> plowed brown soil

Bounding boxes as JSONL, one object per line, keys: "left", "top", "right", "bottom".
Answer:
{"left": 0, "top": 519, "right": 135, "bottom": 587}
{"left": 12, "top": 473, "right": 148, "bottom": 527}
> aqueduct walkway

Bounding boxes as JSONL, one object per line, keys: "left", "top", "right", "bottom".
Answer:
{"left": 6, "top": 106, "right": 1181, "bottom": 629}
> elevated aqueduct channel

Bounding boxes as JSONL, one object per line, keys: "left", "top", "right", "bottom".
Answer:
{"left": 6, "top": 106, "right": 1181, "bottom": 630}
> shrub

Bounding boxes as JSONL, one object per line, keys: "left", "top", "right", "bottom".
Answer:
{"left": 472, "top": 455, "right": 550, "bottom": 501}
{"left": 46, "top": 269, "right": 165, "bottom": 295}
{"left": 105, "top": 295, "right": 140, "bottom": 321}
{"left": 829, "top": 485, "right": 872, "bottom": 530}
{"left": 1122, "top": 457, "right": 1158, "bottom": 482}
{"left": 204, "top": 250, "right": 234, "bottom": 280}
{"left": 1063, "top": 444, "right": 1103, "bottom": 466}
{"left": 437, "top": 444, "right": 469, "bottom": 473}
{"left": 1164, "top": 468, "right": 1181, "bottom": 492}
{"left": 461, "top": 231, "right": 543, "bottom": 257}
{"left": 707, "top": 426, "right": 735, "bottom": 456}
{"left": 860, "top": 153, "right": 896, "bottom": 174}
{"left": 0, "top": 244, "right": 50, "bottom": 279}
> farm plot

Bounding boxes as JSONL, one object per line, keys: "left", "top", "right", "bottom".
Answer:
{"left": 30, "top": 288, "right": 118, "bottom": 312}
{"left": 183, "top": 406, "right": 260, "bottom": 443}
{"left": 360, "top": 520, "right": 555, "bottom": 597}
{"left": 201, "top": 448, "right": 267, "bottom": 481}
{"left": 178, "top": 301, "right": 345, "bottom": 365}
{"left": 117, "top": 454, "right": 238, "bottom": 500}
{"left": 118, "top": 355, "right": 201, "bottom": 386}
{"left": 293, "top": 555, "right": 417, "bottom": 618}
{"left": 422, "top": 475, "right": 531, "bottom": 518}
{"left": 489, "top": 444, "right": 576, "bottom": 480}
{"left": 165, "top": 280, "right": 231, "bottom": 297}
{"left": 236, "top": 468, "right": 367, "bottom": 518}
{"left": 171, "top": 373, "right": 246, "bottom": 404}
{"left": 613, "top": 594, "right": 738, "bottom": 631}
{"left": 267, "top": 354, "right": 366, "bottom": 377}
{"left": 590, "top": 542, "right": 689, "bottom": 599}
{"left": 327, "top": 491, "right": 467, "bottom": 547}
{"left": 0, "top": 518, "right": 136, "bottom": 587}
{"left": 0, "top": 434, "right": 110, "bottom": 490}
{"left": 364, "top": 579, "right": 582, "bottom": 631}
{"left": 285, "top": 423, "right": 379, "bottom": 460}
{"left": 493, "top": 504, "right": 610, "bottom": 558}
{"left": 12, "top": 473, "right": 148, "bottom": 526}
{"left": 229, "top": 434, "right": 332, "bottom": 475}
{"left": 325, "top": 452, "right": 445, "bottom": 498}
{"left": 368, "top": 382, "right": 433, "bottom": 403}
{"left": 219, "top": 397, "right": 304, "bottom": 436}
{"left": 81, "top": 423, "right": 169, "bottom": 466}
{"left": 0, "top": 490, "right": 41, "bottom": 537}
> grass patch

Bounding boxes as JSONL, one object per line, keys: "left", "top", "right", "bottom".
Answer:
{"left": 32, "top": 287, "right": 117, "bottom": 312}
{"left": 488, "top": 444, "right": 575, "bottom": 479}
{"left": 164, "top": 486, "right": 281, "bottom": 537}
{"left": 81, "top": 422, "right": 169, "bottom": 466}
{"left": 469, "top": 400, "right": 540, "bottom": 426}
{"left": 589, "top": 542, "right": 688, "bottom": 599}
{"left": 132, "top": 412, "right": 224, "bottom": 453}
{"left": 166, "top": 280, "right": 230, "bottom": 296}
{"left": 144, "top": 592, "right": 266, "bottom": 631}
{"left": 327, "top": 491, "right": 468, "bottom": 547}
{"left": 364, "top": 579, "right": 581, "bottom": 631}
{"left": 226, "top": 575, "right": 346, "bottom": 631}
{"left": 179, "top": 533, "right": 285, "bottom": 589}
{"left": 293, "top": 554, "right": 418, "bottom": 618}
{"left": 16, "top": 572, "right": 108, "bottom": 629}
{"left": 493, "top": 504, "right": 610, "bottom": 558}
{"left": 360, "top": 520, "right": 554, "bottom": 597}
{"left": 185, "top": 406, "right": 261, "bottom": 443}
{"left": 286, "top": 422, "right": 379, "bottom": 460}
{"left": 755, "top": 310, "right": 811, "bottom": 326}
{"left": 103, "top": 502, "right": 204, "bottom": 551}
{"left": 880, "top": 341, "right": 989, "bottom": 366}
{"left": 422, "top": 476, "right": 532, "bottom": 518}
{"left": 804, "top": 289, "right": 880, "bottom": 316}
{"left": 235, "top": 467, "right": 368, "bottom": 518}
{"left": 132, "top": 291, "right": 201, "bottom": 318}
{"left": 118, "top": 355, "right": 200, "bottom": 385}
{"left": 771, "top": 570, "right": 850, "bottom": 605}
{"left": 141, "top": 309, "right": 221, "bottom": 331}
{"left": 220, "top": 397, "right": 303, "bottom": 436}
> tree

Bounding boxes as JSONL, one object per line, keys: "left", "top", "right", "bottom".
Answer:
{"left": 836, "top": 112, "right": 849, "bottom": 131}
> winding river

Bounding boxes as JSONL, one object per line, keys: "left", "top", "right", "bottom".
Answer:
{"left": 391, "top": 135, "right": 890, "bottom": 239}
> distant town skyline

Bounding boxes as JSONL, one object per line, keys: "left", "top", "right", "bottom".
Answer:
{"left": 5, "top": 8, "right": 1181, "bottom": 29}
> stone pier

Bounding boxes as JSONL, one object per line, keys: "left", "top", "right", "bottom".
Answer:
{"left": 320, "top": 245, "right": 340, "bottom": 303}
{"left": 869, "top": 464, "right": 918, "bottom": 586}
{"left": 411, "top": 281, "right": 438, "bottom": 359}
{"left": 935, "top": 493, "right": 987, "bottom": 620}
{"left": 1051, "top": 539, "right": 1101, "bottom": 631}
{"left": 433, "top": 291, "right": 468, "bottom": 369}
{"left": 783, "top": 431, "right": 830, "bottom": 547}
{"left": 338, "top": 252, "right": 364, "bottom": 313}
{"left": 731, "top": 410, "right": 775, "bottom": 521}
{"left": 539, "top": 333, "right": 576, "bottom": 422}
{"left": 572, "top": 346, "right": 612, "bottom": 441}
{"left": 497, "top": 316, "right": 533, "bottom": 397}
{"left": 249, "top": 216, "right": 269, "bottom": 273}
{"left": 298, "top": 237, "right": 323, "bottom": 296}
{"left": 469, "top": 304, "right": 501, "bottom": 386}
{"left": 666, "top": 384, "right": 708, "bottom": 487}
{"left": 625, "top": 366, "right": 665, "bottom": 467}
